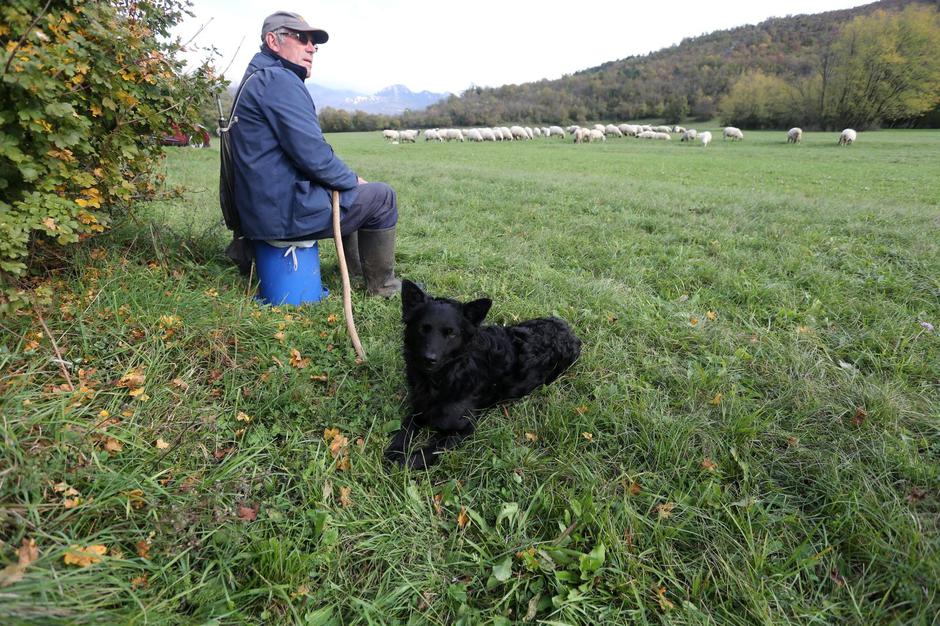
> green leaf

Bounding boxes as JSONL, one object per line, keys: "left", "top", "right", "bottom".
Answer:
{"left": 492, "top": 556, "right": 513, "bottom": 582}
{"left": 579, "top": 543, "right": 606, "bottom": 579}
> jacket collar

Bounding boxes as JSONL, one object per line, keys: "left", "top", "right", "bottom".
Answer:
{"left": 259, "top": 44, "right": 308, "bottom": 82}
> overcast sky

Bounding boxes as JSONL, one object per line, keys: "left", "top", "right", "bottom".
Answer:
{"left": 174, "top": 0, "right": 872, "bottom": 95}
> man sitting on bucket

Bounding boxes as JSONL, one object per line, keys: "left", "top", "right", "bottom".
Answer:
{"left": 230, "top": 11, "right": 401, "bottom": 297}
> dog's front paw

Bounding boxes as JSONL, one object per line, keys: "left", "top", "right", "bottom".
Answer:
{"left": 383, "top": 446, "right": 407, "bottom": 466}
{"left": 407, "top": 447, "right": 442, "bottom": 470}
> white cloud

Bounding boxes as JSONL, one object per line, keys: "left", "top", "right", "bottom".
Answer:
{"left": 175, "top": 0, "right": 870, "bottom": 95}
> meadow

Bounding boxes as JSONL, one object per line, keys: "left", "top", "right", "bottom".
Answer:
{"left": 1, "top": 128, "right": 938, "bottom": 625}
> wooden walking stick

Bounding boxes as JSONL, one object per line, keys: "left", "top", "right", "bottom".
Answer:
{"left": 331, "top": 190, "right": 366, "bottom": 361}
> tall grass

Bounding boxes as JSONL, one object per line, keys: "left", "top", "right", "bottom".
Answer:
{"left": 1, "top": 129, "right": 938, "bottom": 624}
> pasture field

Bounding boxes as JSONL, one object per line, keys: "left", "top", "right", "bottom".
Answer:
{"left": 1, "top": 128, "right": 938, "bottom": 625}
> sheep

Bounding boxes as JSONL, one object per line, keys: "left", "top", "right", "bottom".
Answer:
{"left": 499, "top": 127, "right": 514, "bottom": 141}
{"left": 423, "top": 129, "right": 443, "bottom": 142}
{"left": 637, "top": 131, "right": 670, "bottom": 140}
{"left": 605, "top": 124, "right": 624, "bottom": 138}
{"left": 565, "top": 125, "right": 580, "bottom": 135}
{"left": 442, "top": 128, "right": 465, "bottom": 142}
{"left": 382, "top": 129, "right": 400, "bottom": 143}
{"left": 510, "top": 125, "right": 529, "bottom": 140}
{"left": 723, "top": 126, "right": 744, "bottom": 141}
{"left": 585, "top": 129, "right": 605, "bottom": 142}
{"left": 549, "top": 125, "right": 566, "bottom": 138}
{"left": 680, "top": 129, "right": 698, "bottom": 142}
{"left": 573, "top": 127, "right": 590, "bottom": 144}
{"left": 466, "top": 128, "right": 484, "bottom": 142}
{"left": 525, "top": 127, "right": 534, "bottom": 139}
{"left": 699, "top": 131, "right": 712, "bottom": 147}
{"left": 787, "top": 127, "right": 803, "bottom": 144}
{"left": 399, "top": 129, "right": 418, "bottom": 143}
{"left": 618, "top": 123, "right": 638, "bottom": 137}
{"left": 839, "top": 128, "right": 857, "bottom": 146}
{"left": 480, "top": 128, "right": 498, "bottom": 142}
{"left": 652, "top": 125, "right": 672, "bottom": 134}
{"left": 673, "top": 126, "right": 686, "bottom": 134}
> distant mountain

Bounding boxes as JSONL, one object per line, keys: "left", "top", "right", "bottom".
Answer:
{"left": 307, "top": 83, "right": 451, "bottom": 115}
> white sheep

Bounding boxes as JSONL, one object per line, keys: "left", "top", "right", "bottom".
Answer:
{"left": 680, "top": 129, "right": 698, "bottom": 142}
{"left": 399, "top": 129, "right": 418, "bottom": 143}
{"left": 566, "top": 125, "right": 580, "bottom": 135}
{"left": 618, "top": 123, "right": 638, "bottom": 137}
{"left": 525, "top": 126, "right": 534, "bottom": 139}
{"left": 592, "top": 123, "right": 606, "bottom": 132}
{"left": 382, "top": 129, "right": 400, "bottom": 142}
{"left": 480, "top": 128, "right": 498, "bottom": 142}
{"left": 499, "top": 127, "right": 514, "bottom": 141}
{"left": 549, "top": 125, "right": 566, "bottom": 138}
{"left": 510, "top": 125, "right": 529, "bottom": 140}
{"left": 673, "top": 126, "right": 686, "bottom": 134}
{"left": 699, "top": 131, "right": 712, "bottom": 147}
{"left": 723, "top": 127, "right": 744, "bottom": 141}
{"left": 466, "top": 128, "right": 484, "bottom": 142}
{"left": 573, "top": 128, "right": 589, "bottom": 144}
{"left": 787, "top": 127, "right": 803, "bottom": 144}
{"left": 588, "top": 129, "right": 607, "bottom": 142}
{"left": 839, "top": 128, "right": 857, "bottom": 146}
{"left": 652, "top": 125, "right": 673, "bottom": 134}
{"left": 423, "top": 129, "right": 443, "bottom": 142}
{"left": 442, "top": 128, "right": 465, "bottom": 142}
{"left": 604, "top": 124, "right": 624, "bottom": 138}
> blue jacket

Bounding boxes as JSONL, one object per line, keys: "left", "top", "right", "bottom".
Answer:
{"left": 230, "top": 48, "right": 360, "bottom": 240}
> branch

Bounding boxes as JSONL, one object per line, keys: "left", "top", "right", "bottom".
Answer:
{"left": 2, "top": 0, "right": 53, "bottom": 76}
{"left": 34, "top": 304, "right": 73, "bottom": 392}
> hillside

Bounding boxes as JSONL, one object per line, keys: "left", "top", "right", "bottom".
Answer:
{"left": 402, "top": 0, "right": 936, "bottom": 129}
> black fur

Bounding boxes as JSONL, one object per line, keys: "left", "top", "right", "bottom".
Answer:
{"left": 385, "top": 279, "right": 582, "bottom": 469}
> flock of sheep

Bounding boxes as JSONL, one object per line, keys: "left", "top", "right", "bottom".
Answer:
{"left": 381, "top": 125, "right": 859, "bottom": 146}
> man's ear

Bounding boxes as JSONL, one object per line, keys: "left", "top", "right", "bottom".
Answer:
{"left": 463, "top": 298, "right": 492, "bottom": 326}
{"left": 401, "top": 279, "right": 427, "bottom": 320}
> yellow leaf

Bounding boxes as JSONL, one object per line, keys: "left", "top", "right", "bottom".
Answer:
{"left": 289, "top": 348, "right": 310, "bottom": 369}
{"left": 236, "top": 411, "right": 252, "bottom": 423}
{"left": 656, "top": 586, "right": 675, "bottom": 611}
{"left": 171, "top": 378, "right": 189, "bottom": 390}
{"left": 323, "top": 428, "right": 340, "bottom": 442}
{"left": 689, "top": 317, "right": 699, "bottom": 326}
{"left": 63, "top": 497, "right": 83, "bottom": 508}
{"left": 339, "top": 486, "right": 353, "bottom": 507}
{"left": 628, "top": 481, "right": 642, "bottom": 496}
{"left": 705, "top": 310, "right": 717, "bottom": 321}
{"left": 43, "top": 217, "right": 58, "bottom": 231}
{"left": 103, "top": 438, "right": 123, "bottom": 453}
{"left": 582, "top": 432, "right": 594, "bottom": 441}
{"left": 0, "top": 538, "right": 39, "bottom": 587}
{"left": 655, "top": 502, "right": 675, "bottom": 519}
{"left": 701, "top": 457, "right": 718, "bottom": 471}
{"left": 524, "top": 432, "right": 538, "bottom": 442}
{"left": 155, "top": 439, "right": 170, "bottom": 450}
{"left": 575, "top": 405, "right": 588, "bottom": 415}
{"left": 117, "top": 368, "right": 145, "bottom": 389}
{"left": 274, "top": 331, "right": 285, "bottom": 343}
{"left": 135, "top": 540, "right": 151, "bottom": 559}
{"left": 63, "top": 544, "right": 107, "bottom": 567}
{"left": 710, "top": 393, "right": 722, "bottom": 406}
{"left": 457, "top": 506, "right": 469, "bottom": 529}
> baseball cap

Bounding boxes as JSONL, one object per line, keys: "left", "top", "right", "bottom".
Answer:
{"left": 261, "top": 11, "right": 329, "bottom": 44}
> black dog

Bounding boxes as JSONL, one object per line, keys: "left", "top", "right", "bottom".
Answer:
{"left": 385, "top": 279, "right": 581, "bottom": 469}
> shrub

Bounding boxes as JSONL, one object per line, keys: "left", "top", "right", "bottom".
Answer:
{"left": 0, "top": 0, "right": 222, "bottom": 310}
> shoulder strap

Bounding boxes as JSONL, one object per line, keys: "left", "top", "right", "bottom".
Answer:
{"left": 221, "top": 68, "right": 273, "bottom": 132}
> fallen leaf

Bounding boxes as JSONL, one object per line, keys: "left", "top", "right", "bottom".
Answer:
{"left": 851, "top": 406, "right": 867, "bottom": 427}
{"left": 238, "top": 505, "right": 258, "bottom": 522}
{"left": 322, "top": 480, "right": 333, "bottom": 502}
{"left": 575, "top": 405, "right": 588, "bottom": 415}
{"left": 432, "top": 493, "right": 444, "bottom": 515}
{"left": 171, "top": 377, "right": 189, "bottom": 391}
{"left": 103, "top": 437, "right": 123, "bottom": 453}
{"left": 329, "top": 435, "right": 349, "bottom": 458}
{"left": 908, "top": 487, "right": 927, "bottom": 503}
{"left": 655, "top": 502, "right": 675, "bottom": 519}
{"left": 323, "top": 428, "right": 340, "bottom": 442}
{"left": 705, "top": 310, "right": 717, "bottom": 321}
{"left": 457, "top": 506, "right": 470, "bottom": 530}
{"left": 154, "top": 439, "right": 170, "bottom": 450}
{"left": 289, "top": 348, "right": 310, "bottom": 369}
{"left": 274, "top": 331, "right": 285, "bottom": 343}
{"left": 628, "top": 481, "right": 642, "bottom": 496}
{"left": 689, "top": 317, "right": 699, "bottom": 326}
{"left": 701, "top": 457, "right": 718, "bottom": 472}
{"left": 311, "top": 373, "right": 328, "bottom": 382}
{"left": 710, "top": 393, "right": 722, "bottom": 406}
{"left": 786, "top": 436, "right": 799, "bottom": 448}
{"left": 830, "top": 568, "right": 845, "bottom": 588}
{"left": 131, "top": 574, "right": 149, "bottom": 589}
{"left": 335, "top": 456, "right": 351, "bottom": 472}
{"left": 582, "top": 432, "right": 594, "bottom": 441}
{"left": 124, "top": 489, "right": 146, "bottom": 509}
{"left": 327, "top": 314, "right": 337, "bottom": 324}
{"left": 339, "top": 486, "right": 353, "bottom": 508}
{"left": 236, "top": 411, "right": 252, "bottom": 423}
{"left": 524, "top": 432, "right": 538, "bottom": 442}
{"left": 213, "top": 447, "right": 234, "bottom": 460}
{"left": 117, "top": 368, "right": 145, "bottom": 389}
{"left": 135, "top": 540, "right": 151, "bottom": 559}
{"left": 0, "top": 538, "right": 39, "bottom": 587}
{"left": 63, "top": 544, "right": 107, "bottom": 567}
{"left": 64, "top": 497, "right": 83, "bottom": 508}
{"left": 656, "top": 586, "right": 675, "bottom": 610}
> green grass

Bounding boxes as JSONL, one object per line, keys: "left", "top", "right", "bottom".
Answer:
{"left": 1, "top": 128, "right": 938, "bottom": 625}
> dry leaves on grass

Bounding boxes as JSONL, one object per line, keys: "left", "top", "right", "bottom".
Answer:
{"left": 710, "top": 393, "right": 723, "bottom": 406}
{"left": 339, "top": 487, "right": 353, "bottom": 508}
{"left": 154, "top": 438, "right": 170, "bottom": 450}
{"left": 627, "top": 481, "right": 642, "bottom": 496}
{"left": 701, "top": 458, "right": 718, "bottom": 472}
{"left": 238, "top": 505, "right": 258, "bottom": 522}
{"left": 63, "top": 545, "right": 107, "bottom": 567}
{"left": 324, "top": 428, "right": 351, "bottom": 471}
{"left": 0, "top": 539, "right": 39, "bottom": 587}
{"left": 524, "top": 432, "right": 538, "bottom": 442}
{"left": 289, "top": 348, "right": 310, "bottom": 369}
{"left": 656, "top": 586, "right": 675, "bottom": 610}
{"left": 655, "top": 502, "right": 675, "bottom": 520}
{"left": 457, "top": 506, "right": 470, "bottom": 530}
{"left": 135, "top": 540, "right": 151, "bottom": 559}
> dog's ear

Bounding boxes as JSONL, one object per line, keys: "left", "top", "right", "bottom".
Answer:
{"left": 462, "top": 298, "right": 492, "bottom": 326}
{"left": 401, "top": 279, "right": 427, "bottom": 319}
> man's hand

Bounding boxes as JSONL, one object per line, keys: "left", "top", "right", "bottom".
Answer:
{"left": 357, "top": 175, "right": 368, "bottom": 185}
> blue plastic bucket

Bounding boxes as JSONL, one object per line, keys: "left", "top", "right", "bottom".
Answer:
{"left": 253, "top": 240, "right": 329, "bottom": 306}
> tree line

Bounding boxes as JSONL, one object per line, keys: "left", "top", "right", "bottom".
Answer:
{"left": 315, "top": 1, "right": 940, "bottom": 133}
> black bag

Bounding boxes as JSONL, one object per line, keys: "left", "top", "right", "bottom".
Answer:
{"left": 217, "top": 72, "right": 261, "bottom": 275}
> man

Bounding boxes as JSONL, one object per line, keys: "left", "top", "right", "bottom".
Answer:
{"left": 230, "top": 11, "right": 401, "bottom": 297}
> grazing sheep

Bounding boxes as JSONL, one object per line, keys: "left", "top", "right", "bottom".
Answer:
{"left": 399, "top": 129, "right": 418, "bottom": 143}
{"left": 592, "top": 123, "right": 606, "bottom": 132}
{"left": 588, "top": 129, "right": 606, "bottom": 142}
{"left": 652, "top": 125, "right": 673, "bottom": 134}
{"left": 499, "top": 127, "right": 514, "bottom": 141}
{"left": 480, "top": 128, "right": 498, "bottom": 142}
{"left": 573, "top": 128, "right": 590, "bottom": 144}
{"left": 525, "top": 127, "right": 534, "bottom": 139}
{"left": 787, "top": 127, "right": 803, "bottom": 144}
{"left": 549, "top": 125, "right": 566, "bottom": 138}
{"left": 839, "top": 128, "right": 857, "bottom": 146}
{"left": 699, "top": 131, "right": 712, "bottom": 147}
{"left": 723, "top": 127, "right": 744, "bottom": 141}
{"left": 442, "top": 128, "right": 465, "bottom": 142}
{"left": 673, "top": 126, "right": 686, "bottom": 134}
{"left": 638, "top": 131, "right": 670, "bottom": 140}
{"left": 510, "top": 125, "right": 529, "bottom": 140}
{"left": 605, "top": 124, "right": 624, "bottom": 138}
{"left": 382, "top": 129, "right": 400, "bottom": 142}
{"left": 466, "top": 128, "right": 484, "bottom": 142}
{"left": 618, "top": 123, "right": 638, "bottom": 137}
{"left": 533, "top": 127, "right": 543, "bottom": 137}
{"left": 565, "top": 125, "right": 580, "bottom": 135}
{"left": 423, "top": 129, "right": 443, "bottom": 142}
{"left": 680, "top": 129, "right": 698, "bottom": 142}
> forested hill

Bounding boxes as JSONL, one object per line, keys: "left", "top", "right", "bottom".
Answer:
{"left": 398, "top": 0, "right": 937, "bottom": 129}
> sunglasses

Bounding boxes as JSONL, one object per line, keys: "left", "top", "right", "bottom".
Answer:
{"left": 278, "top": 30, "right": 318, "bottom": 47}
